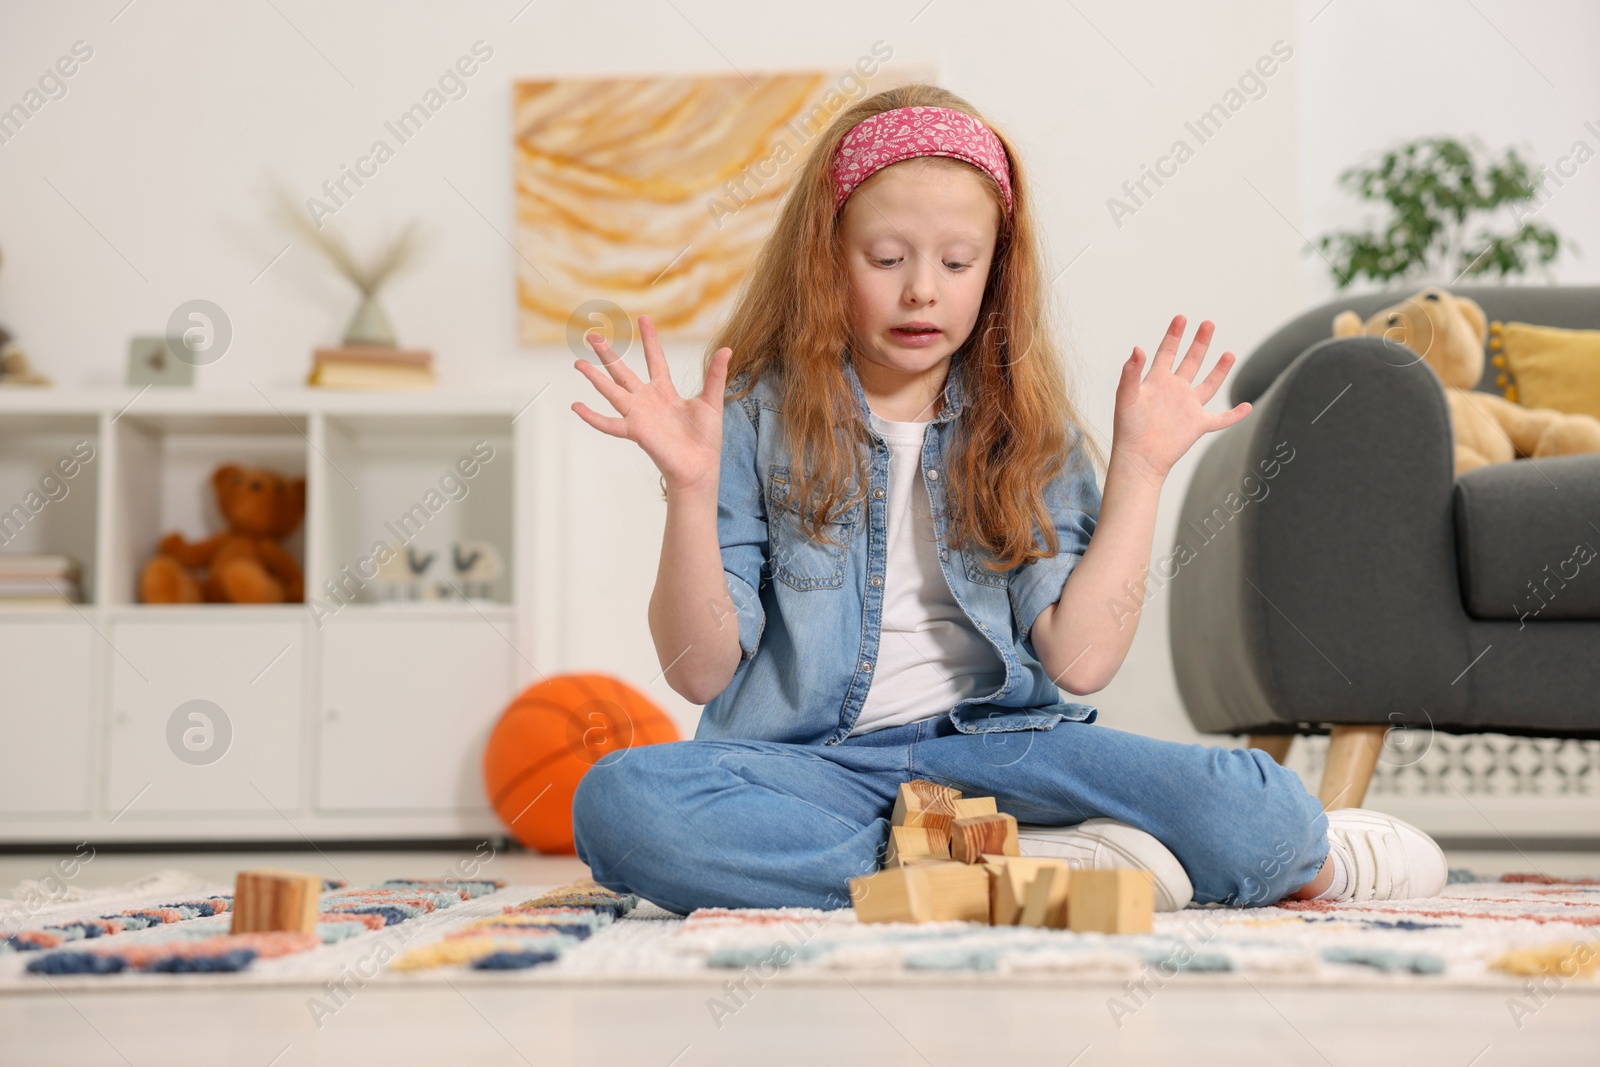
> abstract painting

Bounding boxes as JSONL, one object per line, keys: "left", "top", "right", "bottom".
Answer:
{"left": 512, "top": 61, "right": 936, "bottom": 345}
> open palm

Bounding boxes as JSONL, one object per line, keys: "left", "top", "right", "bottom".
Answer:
{"left": 571, "top": 314, "right": 733, "bottom": 494}
{"left": 1113, "top": 315, "right": 1251, "bottom": 479}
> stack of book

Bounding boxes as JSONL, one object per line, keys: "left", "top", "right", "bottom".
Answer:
{"left": 308, "top": 347, "right": 435, "bottom": 391}
{"left": 0, "top": 554, "right": 82, "bottom": 606}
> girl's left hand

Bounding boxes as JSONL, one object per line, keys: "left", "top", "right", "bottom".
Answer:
{"left": 1113, "top": 315, "right": 1251, "bottom": 480}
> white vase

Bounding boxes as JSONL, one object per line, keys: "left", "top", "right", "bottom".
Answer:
{"left": 343, "top": 296, "right": 397, "bottom": 347}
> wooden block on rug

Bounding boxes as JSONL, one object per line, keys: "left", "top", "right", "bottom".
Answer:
{"left": 891, "top": 780, "right": 963, "bottom": 831}
{"left": 950, "top": 812, "right": 1019, "bottom": 863}
{"left": 885, "top": 825, "right": 951, "bottom": 868}
{"left": 1018, "top": 865, "right": 1072, "bottom": 928}
{"left": 850, "top": 861, "right": 989, "bottom": 924}
{"left": 986, "top": 856, "right": 1070, "bottom": 926}
{"left": 1067, "top": 868, "right": 1154, "bottom": 934}
{"left": 231, "top": 869, "right": 324, "bottom": 934}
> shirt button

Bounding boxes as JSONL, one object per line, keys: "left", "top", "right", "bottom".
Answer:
{"left": 872, "top": 487, "right": 885, "bottom": 499}
{"left": 861, "top": 660, "right": 874, "bottom": 672}
{"left": 926, "top": 469, "right": 940, "bottom": 481}
{"left": 869, "top": 575, "right": 883, "bottom": 587}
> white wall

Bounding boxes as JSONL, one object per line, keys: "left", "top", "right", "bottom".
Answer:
{"left": 1298, "top": 0, "right": 1600, "bottom": 298}
{"left": 12, "top": 1, "right": 1584, "bottom": 748}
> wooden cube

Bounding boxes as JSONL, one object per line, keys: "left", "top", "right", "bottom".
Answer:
{"left": 891, "top": 780, "right": 962, "bottom": 831}
{"left": 950, "top": 812, "right": 1019, "bottom": 863}
{"left": 231, "top": 869, "right": 324, "bottom": 934}
{"left": 1067, "top": 868, "right": 1154, "bottom": 934}
{"left": 985, "top": 856, "right": 1070, "bottom": 926}
{"left": 1019, "top": 866, "right": 1072, "bottom": 928}
{"left": 885, "top": 824, "right": 951, "bottom": 868}
{"left": 951, "top": 796, "right": 997, "bottom": 819}
{"left": 849, "top": 861, "right": 989, "bottom": 924}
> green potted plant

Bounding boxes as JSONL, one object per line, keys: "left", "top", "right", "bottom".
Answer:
{"left": 1314, "top": 136, "right": 1573, "bottom": 289}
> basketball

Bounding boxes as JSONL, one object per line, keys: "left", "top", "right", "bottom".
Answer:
{"left": 483, "top": 673, "right": 680, "bottom": 854}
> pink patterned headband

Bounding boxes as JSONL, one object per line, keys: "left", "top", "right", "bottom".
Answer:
{"left": 830, "top": 105, "right": 1014, "bottom": 216}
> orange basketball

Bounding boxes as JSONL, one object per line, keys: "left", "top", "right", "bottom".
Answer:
{"left": 483, "top": 673, "right": 680, "bottom": 854}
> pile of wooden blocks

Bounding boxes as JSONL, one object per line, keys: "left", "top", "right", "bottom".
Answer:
{"left": 848, "top": 780, "right": 1154, "bottom": 934}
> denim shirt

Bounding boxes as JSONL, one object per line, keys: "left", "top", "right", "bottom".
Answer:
{"left": 698, "top": 351, "right": 1103, "bottom": 746}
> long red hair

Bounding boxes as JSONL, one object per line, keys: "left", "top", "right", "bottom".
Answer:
{"left": 705, "top": 83, "right": 1104, "bottom": 570}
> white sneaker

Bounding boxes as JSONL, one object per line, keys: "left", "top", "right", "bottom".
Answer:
{"left": 1323, "top": 808, "right": 1448, "bottom": 902}
{"left": 1015, "top": 818, "right": 1194, "bottom": 912}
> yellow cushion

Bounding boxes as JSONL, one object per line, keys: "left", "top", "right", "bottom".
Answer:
{"left": 1488, "top": 321, "right": 1600, "bottom": 418}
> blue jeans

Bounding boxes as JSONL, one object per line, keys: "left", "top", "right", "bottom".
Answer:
{"left": 572, "top": 716, "right": 1330, "bottom": 913}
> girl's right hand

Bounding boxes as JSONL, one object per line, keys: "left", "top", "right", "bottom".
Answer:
{"left": 571, "top": 313, "right": 733, "bottom": 495}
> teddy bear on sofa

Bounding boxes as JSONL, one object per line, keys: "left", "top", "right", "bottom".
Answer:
{"left": 140, "top": 464, "right": 306, "bottom": 603}
{"left": 1333, "top": 287, "right": 1600, "bottom": 474}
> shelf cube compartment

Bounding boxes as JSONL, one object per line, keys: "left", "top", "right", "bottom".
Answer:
{"left": 0, "top": 413, "right": 101, "bottom": 605}
{"left": 315, "top": 413, "right": 514, "bottom": 609}
{"left": 108, "top": 413, "right": 309, "bottom": 606}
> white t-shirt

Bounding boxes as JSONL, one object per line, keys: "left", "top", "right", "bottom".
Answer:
{"left": 848, "top": 409, "right": 1008, "bottom": 737}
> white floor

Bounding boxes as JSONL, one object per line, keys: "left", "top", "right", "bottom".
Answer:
{"left": 3, "top": 848, "right": 1599, "bottom": 1067}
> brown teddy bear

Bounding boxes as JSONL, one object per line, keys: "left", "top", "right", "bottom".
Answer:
{"left": 1333, "top": 287, "right": 1600, "bottom": 474}
{"left": 140, "top": 464, "right": 306, "bottom": 603}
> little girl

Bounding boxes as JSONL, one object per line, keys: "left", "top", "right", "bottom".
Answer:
{"left": 568, "top": 84, "right": 1446, "bottom": 915}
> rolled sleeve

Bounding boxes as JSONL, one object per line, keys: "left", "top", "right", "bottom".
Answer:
{"left": 1008, "top": 428, "right": 1102, "bottom": 646}
{"left": 717, "top": 389, "right": 769, "bottom": 661}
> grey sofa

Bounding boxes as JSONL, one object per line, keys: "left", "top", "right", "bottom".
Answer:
{"left": 1167, "top": 285, "right": 1600, "bottom": 809}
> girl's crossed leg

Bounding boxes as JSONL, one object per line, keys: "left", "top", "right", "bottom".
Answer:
{"left": 572, "top": 717, "right": 1329, "bottom": 914}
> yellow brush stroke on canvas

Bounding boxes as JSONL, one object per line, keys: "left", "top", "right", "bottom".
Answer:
{"left": 513, "top": 67, "right": 935, "bottom": 345}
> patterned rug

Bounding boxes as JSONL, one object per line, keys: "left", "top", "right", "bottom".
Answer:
{"left": 5, "top": 869, "right": 1600, "bottom": 993}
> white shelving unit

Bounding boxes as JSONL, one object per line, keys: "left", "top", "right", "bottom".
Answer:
{"left": 0, "top": 388, "right": 556, "bottom": 843}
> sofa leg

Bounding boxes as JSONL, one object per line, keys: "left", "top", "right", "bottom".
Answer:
{"left": 1247, "top": 735, "right": 1294, "bottom": 765}
{"left": 1318, "top": 725, "right": 1389, "bottom": 811}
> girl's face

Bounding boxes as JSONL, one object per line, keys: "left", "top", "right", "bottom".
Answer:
{"left": 838, "top": 158, "right": 1001, "bottom": 395}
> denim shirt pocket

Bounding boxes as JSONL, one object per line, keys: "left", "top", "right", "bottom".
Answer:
{"left": 960, "top": 542, "right": 1013, "bottom": 588}
{"left": 766, "top": 465, "right": 861, "bottom": 591}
